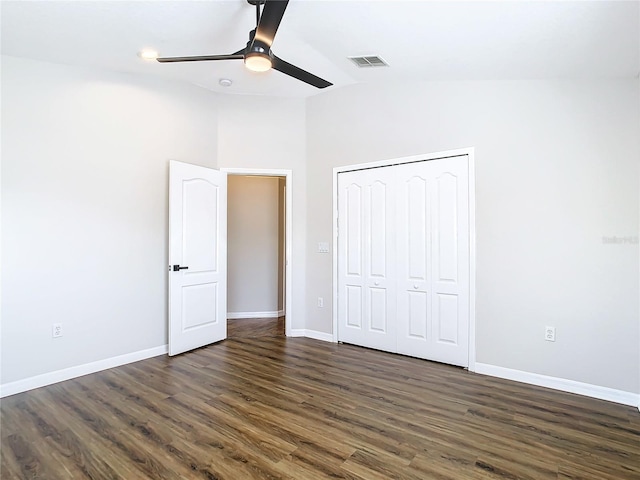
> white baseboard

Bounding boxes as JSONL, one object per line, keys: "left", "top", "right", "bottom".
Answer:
{"left": 0, "top": 345, "right": 168, "bottom": 398}
{"left": 13, "top": 344, "right": 635, "bottom": 411}
{"left": 227, "top": 310, "right": 284, "bottom": 320}
{"left": 289, "top": 329, "right": 306, "bottom": 337}
{"left": 303, "top": 329, "right": 334, "bottom": 342}
{"left": 475, "top": 363, "right": 640, "bottom": 408}
{"left": 287, "top": 329, "right": 334, "bottom": 343}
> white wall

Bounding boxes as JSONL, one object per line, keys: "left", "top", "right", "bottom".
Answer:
{"left": 4, "top": 54, "right": 638, "bottom": 401}
{"left": 217, "top": 95, "right": 306, "bottom": 331}
{"left": 1, "top": 56, "right": 219, "bottom": 385}
{"left": 306, "top": 80, "right": 640, "bottom": 394}
{"left": 227, "top": 175, "right": 282, "bottom": 315}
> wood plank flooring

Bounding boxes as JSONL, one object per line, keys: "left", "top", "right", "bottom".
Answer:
{"left": 2, "top": 325, "right": 639, "bottom": 479}
{"left": 227, "top": 317, "right": 285, "bottom": 338}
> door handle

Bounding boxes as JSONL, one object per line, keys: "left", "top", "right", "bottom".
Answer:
{"left": 172, "top": 265, "right": 189, "bottom": 271}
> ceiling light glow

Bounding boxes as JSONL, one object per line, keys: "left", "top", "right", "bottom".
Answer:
{"left": 244, "top": 52, "right": 272, "bottom": 72}
{"left": 138, "top": 49, "right": 159, "bottom": 61}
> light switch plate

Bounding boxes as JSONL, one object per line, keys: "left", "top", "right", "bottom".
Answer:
{"left": 318, "top": 242, "right": 330, "bottom": 253}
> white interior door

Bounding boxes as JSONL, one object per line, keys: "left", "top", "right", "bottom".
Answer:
{"left": 337, "top": 168, "right": 397, "bottom": 351}
{"left": 169, "top": 160, "right": 227, "bottom": 356}
{"left": 396, "top": 157, "right": 469, "bottom": 367}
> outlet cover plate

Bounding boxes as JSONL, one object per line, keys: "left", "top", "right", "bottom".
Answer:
{"left": 545, "top": 326, "right": 555, "bottom": 342}
{"left": 52, "top": 323, "right": 63, "bottom": 338}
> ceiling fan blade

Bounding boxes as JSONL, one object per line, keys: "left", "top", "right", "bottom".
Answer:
{"left": 272, "top": 56, "right": 332, "bottom": 89}
{"left": 157, "top": 54, "right": 244, "bottom": 63}
{"left": 254, "top": 0, "right": 289, "bottom": 47}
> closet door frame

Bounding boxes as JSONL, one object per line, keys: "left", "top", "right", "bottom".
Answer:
{"left": 332, "top": 147, "right": 477, "bottom": 372}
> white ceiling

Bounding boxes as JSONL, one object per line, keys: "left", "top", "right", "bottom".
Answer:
{"left": 2, "top": 0, "right": 639, "bottom": 98}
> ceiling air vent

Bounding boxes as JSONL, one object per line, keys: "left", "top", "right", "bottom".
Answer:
{"left": 348, "top": 55, "right": 388, "bottom": 68}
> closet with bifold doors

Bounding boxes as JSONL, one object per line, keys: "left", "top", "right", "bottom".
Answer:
{"left": 337, "top": 154, "right": 471, "bottom": 367}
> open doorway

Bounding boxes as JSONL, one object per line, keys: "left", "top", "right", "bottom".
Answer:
{"left": 222, "top": 168, "right": 292, "bottom": 337}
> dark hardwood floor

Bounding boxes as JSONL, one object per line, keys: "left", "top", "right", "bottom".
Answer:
{"left": 2, "top": 325, "right": 639, "bottom": 479}
{"left": 227, "top": 316, "right": 285, "bottom": 338}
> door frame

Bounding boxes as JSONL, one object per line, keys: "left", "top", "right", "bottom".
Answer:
{"left": 332, "top": 147, "right": 477, "bottom": 371}
{"left": 221, "top": 168, "right": 293, "bottom": 337}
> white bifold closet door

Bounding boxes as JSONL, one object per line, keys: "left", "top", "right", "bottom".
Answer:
{"left": 337, "top": 156, "right": 470, "bottom": 367}
{"left": 337, "top": 167, "right": 397, "bottom": 352}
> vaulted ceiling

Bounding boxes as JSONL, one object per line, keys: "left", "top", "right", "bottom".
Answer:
{"left": 2, "top": 1, "right": 638, "bottom": 98}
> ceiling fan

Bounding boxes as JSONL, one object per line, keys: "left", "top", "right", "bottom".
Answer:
{"left": 157, "top": 0, "right": 332, "bottom": 89}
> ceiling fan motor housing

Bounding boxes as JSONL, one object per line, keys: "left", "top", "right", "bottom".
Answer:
{"left": 248, "top": 40, "right": 271, "bottom": 58}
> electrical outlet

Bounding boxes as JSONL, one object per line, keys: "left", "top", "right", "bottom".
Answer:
{"left": 318, "top": 297, "right": 324, "bottom": 308}
{"left": 544, "top": 326, "right": 555, "bottom": 342}
{"left": 52, "top": 323, "right": 63, "bottom": 338}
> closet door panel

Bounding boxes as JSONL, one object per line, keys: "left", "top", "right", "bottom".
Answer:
{"left": 429, "top": 156, "right": 470, "bottom": 367}
{"left": 337, "top": 168, "right": 396, "bottom": 351}
{"left": 435, "top": 293, "right": 459, "bottom": 344}
{"left": 345, "top": 184, "right": 363, "bottom": 277}
{"left": 345, "top": 285, "right": 363, "bottom": 328}
{"left": 408, "top": 291, "right": 428, "bottom": 339}
{"left": 338, "top": 178, "right": 365, "bottom": 341}
{"left": 433, "top": 172, "right": 458, "bottom": 285}
{"left": 396, "top": 162, "right": 431, "bottom": 357}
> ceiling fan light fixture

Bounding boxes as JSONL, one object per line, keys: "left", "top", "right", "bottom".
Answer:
{"left": 244, "top": 51, "right": 272, "bottom": 72}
